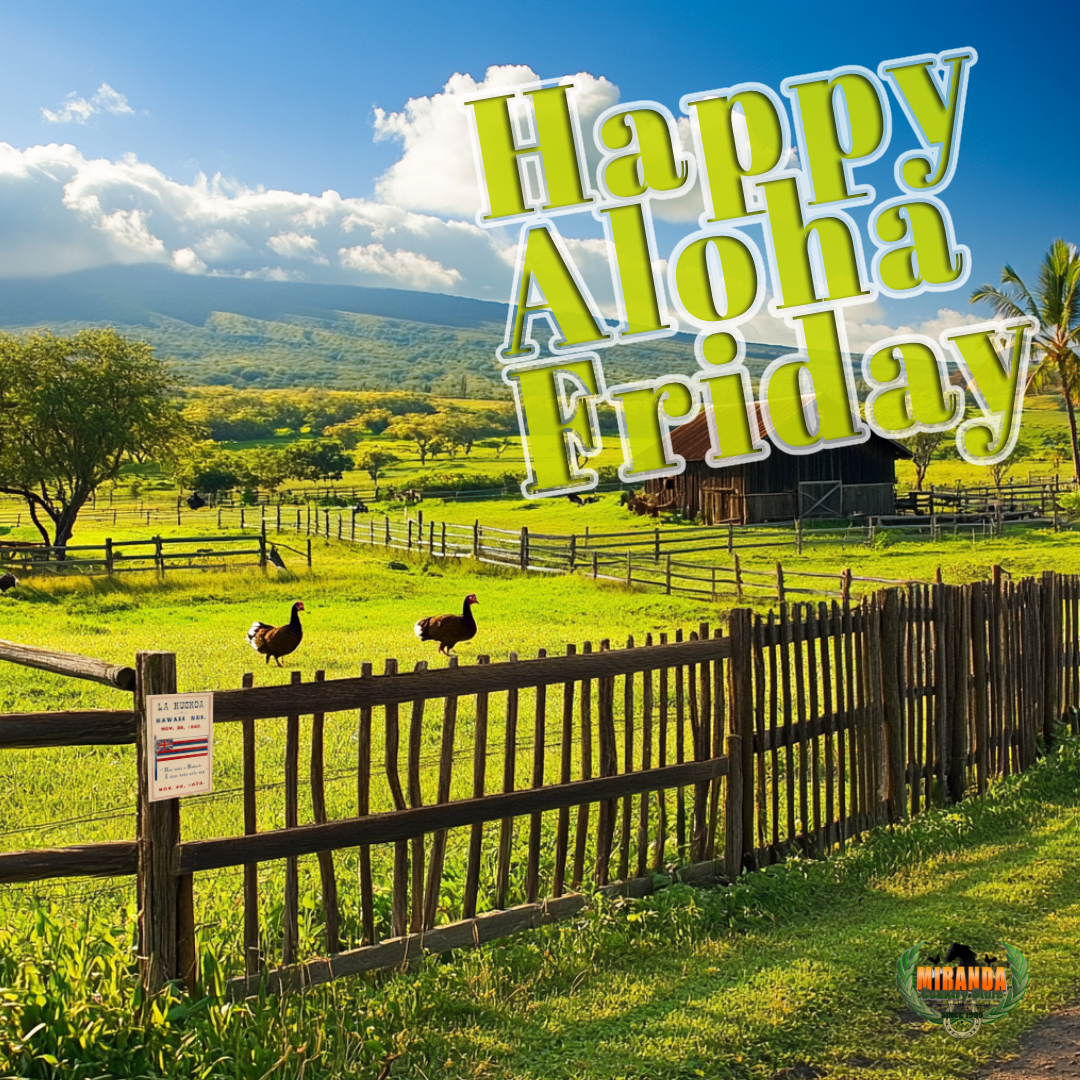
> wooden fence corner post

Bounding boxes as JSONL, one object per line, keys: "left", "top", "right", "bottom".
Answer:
{"left": 136, "top": 651, "right": 184, "bottom": 996}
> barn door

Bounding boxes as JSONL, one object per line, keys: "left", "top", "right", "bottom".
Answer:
{"left": 798, "top": 481, "right": 842, "bottom": 519}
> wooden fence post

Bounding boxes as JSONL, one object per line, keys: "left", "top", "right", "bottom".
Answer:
{"left": 473, "top": 520, "right": 480, "bottom": 559}
{"left": 626, "top": 550, "right": 632, "bottom": 587}
{"left": 136, "top": 651, "right": 184, "bottom": 995}
{"left": 796, "top": 518, "right": 803, "bottom": 554}
{"left": 306, "top": 538, "right": 312, "bottom": 569}
{"left": 724, "top": 735, "right": 743, "bottom": 879}
{"left": 105, "top": 537, "right": 114, "bottom": 575}
{"left": 734, "top": 553, "right": 743, "bottom": 601}
{"left": 971, "top": 583, "right": 990, "bottom": 796}
{"left": 276, "top": 504, "right": 282, "bottom": 533}
{"left": 258, "top": 522, "right": 267, "bottom": 568}
{"left": 880, "top": 589, "right": 905, "bottom": 822}
{"left": 775, "top": 561, "right": 786, "bottom": 604}
{"left": 665, "top": 554, "right": 671, "bottom": 594}
{"left": 154, "top": 536, "right": 164, "bottom": 577}
{"left": 520, "top": 526, "right": 529, "bottom": 570}
{"left": 727, "top": 608, "right": 754, "bottom": 870}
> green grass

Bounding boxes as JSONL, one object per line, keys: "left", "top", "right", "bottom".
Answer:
{"left": 4, "top": 522, "right": 1080, "bottom": 1078}
{"left": 2, "top": 735, "right": 1079, "bottom": 1079}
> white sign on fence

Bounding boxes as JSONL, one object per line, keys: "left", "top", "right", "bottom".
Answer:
{"left": 146, "top": 692, "right": 213, "bottom": 801}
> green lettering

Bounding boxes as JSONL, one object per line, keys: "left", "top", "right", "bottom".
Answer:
{"left": 863, "top": 336, "right": 961, "bottom": 435}
{"left": 945, "top": 317, "right": 1037, "bottom": 464}
{"left": 783, "top": 67, "right": 890, "bottom": 205}
{"left": 608, "top": 377, "right": 698, "bottom": 479}
{"left": 503, "top": 355, "right": 605, "bottom": 495}
{"left": 696, "top": 367, "right": 769, "bottom": 465}
{"left": 597, "top": 202, "right": 673, "bottom": 340}
{"left": 681, "top": 83, "right": 789, "bottom": 222}
{"left": 872, "top": 197, "right": 967, "bottom": 296}
{"left": 464, "top": 83, "right": 592, "bottom": 223}
{"left": 670, "top": 230, "right": 763, "bottom": 325}
{"left": 761, "top": 307, "right": 866, "bottom": 450}
{"left": 501, "top": 223, "right": 611, "bottom": 361}
{"left": 596, "top": 104, "right": 692, "bottom": 199}
{"left": 759, "top": 177, "right": 870, "bottom": 310}
{"left": 879, "top": 49, "right": 977, "bottom": 192}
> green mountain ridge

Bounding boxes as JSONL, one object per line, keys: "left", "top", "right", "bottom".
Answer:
{"left": 0, "top": 264, "right": 793, "bottom": 394}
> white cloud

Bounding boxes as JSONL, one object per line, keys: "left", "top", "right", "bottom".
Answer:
{"left": 267, "top": 231, "right": 328, "bottom": 264}
{"left": 171, "top": 247, "right": 206, "bottom": 274}
{"left": 373, "top": 65, "right": 618, "bottom": 218}
{"left": 42, "top": 83, "right": 135, "bottom": 124}
{"left": 339, "top": 243, "right": 461, "bottom": 289}
{"left": 0, "top": 139, "right": 517, "bottom": 293}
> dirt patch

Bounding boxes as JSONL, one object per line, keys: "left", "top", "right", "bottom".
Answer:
{"left": 978, "top": 1004, "right": 1080, "bottom": 1079}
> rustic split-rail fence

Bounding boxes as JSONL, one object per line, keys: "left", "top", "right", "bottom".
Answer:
{"left": 1, "top": 570, "right": 1078, "bottom": 1000}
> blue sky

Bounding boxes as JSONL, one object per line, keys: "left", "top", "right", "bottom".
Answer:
{"left": 0, "top": 0, "right": 1075, "bottom": 348}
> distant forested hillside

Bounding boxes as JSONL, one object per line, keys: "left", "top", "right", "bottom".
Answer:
{"left": 0, "top": 264, "right": 791, "bottom": 395}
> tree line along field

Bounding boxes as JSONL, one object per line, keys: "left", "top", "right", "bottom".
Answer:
{"left": 37, "top": 384, "right": 1079, "bottom": 526}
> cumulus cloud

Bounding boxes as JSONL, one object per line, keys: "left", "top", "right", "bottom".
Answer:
{"left": 339, "top": 243, "right": 461, "bottom": 289}
{"left": 373, "top": 65, "right": 618, "bottom": 218}
{"left": 42, "top": 83, "right": 135, "bottom": 124}
{"left": 0, "top": 140, "right": 516, "bottom": 293}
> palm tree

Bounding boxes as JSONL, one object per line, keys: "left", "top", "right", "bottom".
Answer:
{"left": 971, "top": 239, "right": 1080, "bottom": 482}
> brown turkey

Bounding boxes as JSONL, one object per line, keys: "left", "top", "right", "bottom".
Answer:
{"left": 414, "top": 594, "right": 478, "bottom": 655}
{"left": 247, "top": 601, "right": 304, "bottom": 665}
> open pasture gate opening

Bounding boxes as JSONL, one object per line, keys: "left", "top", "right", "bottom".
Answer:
{"left": 1, "top": 571, "right": 1079, "bottom": 1000}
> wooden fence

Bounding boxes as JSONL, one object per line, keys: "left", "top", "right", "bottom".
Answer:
{"left": 1, "top": 571, "right": 1079, "bottom": 1000}
{"left": 0, "top": 532, "right": 312, "bottom": 577}
{"left": 269, "top": 508, "right": 922, "bottom": 601}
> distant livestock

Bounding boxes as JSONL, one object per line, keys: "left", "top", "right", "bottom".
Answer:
{"left": 0, "top": 573, "right": 18, "bottom": 593}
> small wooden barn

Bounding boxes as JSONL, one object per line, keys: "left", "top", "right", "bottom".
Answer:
{"left": 642, "top": 410, "right": 911, "bottom": 524}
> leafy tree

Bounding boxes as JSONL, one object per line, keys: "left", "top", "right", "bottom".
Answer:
{"left": 479, "top": 437, "right": 514, "bottom": 458}
{"left": 1041, "top": 430, "right": 1071, "bottom": 472}
{"left": 897, "top": 431, "right": 948, "bottom": 491}
{"left": 243, "top": 447, "right": 290, "bottom": 492}
{"left": 173, "top": 442, "right": 247, "bottom": 498}
{"left": 322, "top": 421, "right": 365, "bottom": 451}
{"left": 282, "top": 438, "right": 352, "bottom": 483}
{"left": 387, "top": 415, "right": 442, "bottom": 464}
{"left": 0, "top": 328, "right": 183, "bottom": 552}
{"left": 989, "top": 440, "right": 1031, "bottom": 496}
{"left": 355, "top": 408, "right": 394, "bottom": 434}
{"left": 354, "top": 447, "right": 399, "bottom": 483}
{"left": 971, "top": 239, "right": 1080, "bottom": 481}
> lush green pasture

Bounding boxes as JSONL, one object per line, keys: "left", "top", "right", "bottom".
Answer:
{"left": 3, "top": 521, "right": 1080, "bottom": 1079}
{"left": 1, "top": 730, "right": 1079, "bottom": 1079}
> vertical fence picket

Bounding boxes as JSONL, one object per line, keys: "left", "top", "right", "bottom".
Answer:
{"left": 818, "top": 602, "right": 835, "bottom": 848}
{"left": 495, "top": 654, "right": 520, "bottom": 908}
{"left": 462, "top": 656, "right": 490, "bottom": 920}
{"left": 309, "top": 669, "right": 340, "bottom": 955}
{"left": 637, "top": 635, "right": 653, "bottom": 877}
{"left": 792, "top": 606, "right": 810, "bottom": 851}
{"left": 553, "top": 645, "right": 575, "bottom": 896}
{"left": 805, "top": 606, "right": 822, "bottom": 853}
{"left": 282, "top": 669, "right": 302, "bottom": 966}
{"left": 407, "top": 663, "right": 428, "bottom": 934}
{"left": 526, "top": 649, "right": 548, "bottom": 903}
{"left": 357, "top": 662, "right": 375, "bottom": 946}
{"left": 618, "top": 637, "right": 634, "bottom": 882}
{"left": 675, "top": 629, "right": 687, "bottom": 862}
{"left": 596, "top": 640, "right": 617, "bottom": 885}
{"left": 753, "top": 616, "right": 767, "bottom": 852}
{"left": 656, "top": 634, "right": 669, "bottom": 870}
{"left": 383, "top": 658, "right": 409, "bottom": 938}
{"left": 424, "top": 658, "right": 459, "bottom": 929}
{"left": 241, "top": 672, "right": 260, "bottom": 978}
{"left": 572, "top": 643, "right": 592, "bottom": 891}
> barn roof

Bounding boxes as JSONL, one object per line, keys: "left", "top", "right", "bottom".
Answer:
{"left": 669, "top": 404, "right": 913, "bottom": 462}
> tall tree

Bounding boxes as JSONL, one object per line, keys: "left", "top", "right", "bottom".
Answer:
{"left": 0, "top": 329, "right": 183, "bottom": 553}
{"left": 971, "top": 239, "right": 1080, "bottom": 481}
{"left": 897, "top": 431, "right": 947, "bottom": 491}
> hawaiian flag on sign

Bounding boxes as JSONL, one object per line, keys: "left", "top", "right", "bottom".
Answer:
{"left": 154, "top": 736, "right": 209, "bottom": 779}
